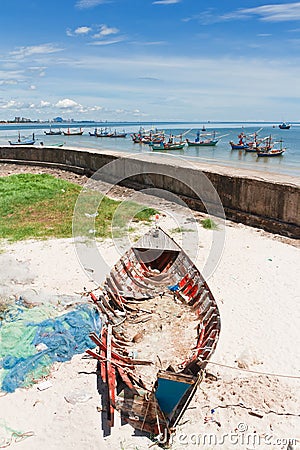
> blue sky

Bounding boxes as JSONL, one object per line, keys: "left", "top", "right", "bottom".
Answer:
{"left": 0, "top": 0, "right": 300, "bottom": 122}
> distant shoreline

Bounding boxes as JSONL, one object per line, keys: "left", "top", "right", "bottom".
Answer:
{"left": 0, "top": 120, "right": 299, "bottom": 127}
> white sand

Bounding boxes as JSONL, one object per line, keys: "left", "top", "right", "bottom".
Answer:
{"left": 0, "top": 167, "right": 299, "bottom": 449}
{"left": 0, "top": 222, "right": 299, "bottom": 450}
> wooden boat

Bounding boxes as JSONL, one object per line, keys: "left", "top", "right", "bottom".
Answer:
{"left": 44, "top": 128, "right": 62, "bottom": 135}
{"left": 87, "top": 226, "right": 221, "bottom": 441}
{"left": 230, "top": 131, "right": 251, "bottom": 150}
{"left": 131, "top": 128, "right": 165, "bottom": 144}
{"left": 229, "top": 141, "right": 248, "bottom": 150}
{"left": 279, "top": 122, "right": 291, "bottom": 129}
{"left": 40, "top": 142, "right": 64, "bottom": 148}
{"left": 256, "top": 136, "right": 285, "bottom": 157}
{"left": 63, "top": 128, "right": 84, "bottom": 136}
{"left": 151, "top": 142, "right": 185, "bottom": 151}
{"left": 187, "top": 138, "right": 218, "bottom": 147}
{"left": 186, "top": 130, "right": 220, "bottom": 147}
{"left": 96, "top": 128, "right": 113, "bottom": 137}
{"left": 257, "top": 148, "right": 285, "bottom": 157}
{"left": 89, "top": 128, "right": 98, "bottom": 136}
{"left": 244, "top": 130, "right": 263, "bottom": 152}
{"left": 108, "top": 130, "right": 127, "bottom": 138}
{"left": 8, "top": 132, "right": 35, "bottom": 145}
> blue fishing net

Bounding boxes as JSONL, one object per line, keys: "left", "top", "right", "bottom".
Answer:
{"left": 0, "top": 303, "right": 101, "bottom": 393}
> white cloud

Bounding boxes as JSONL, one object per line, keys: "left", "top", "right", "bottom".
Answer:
{"left": 55, "top": 98, "right": 80, "bottom": 109}
{"left": 54, "top": 98, "right": 102, "bottom": 113}
{"left": 0, "top": 100, "right": 23, "bottom": 109}
{"left": 153, "top": 0, "right": 181, "bottom": 4}
{"left": 10, "top": 44, "right": 64, "bottom": 59}
{"left": 93, "top": 24, "right": 119, "bottom": 38}
{"left": 222, "top": 3, "right": 300, "bottom": 22}
{"left": 66, "top": 26, "right": 92, "bottom": 36}
{"left": 39, "top": 100, "right": 51, "bottom": 108}
{"left": 75, "top": 0, "right": 109, "bottom": 9}
{"left": 75, "top": 26, "right": 92, "bottom": 35}
{"left": 29, "top": 85, "right": 36, "bottom": 90}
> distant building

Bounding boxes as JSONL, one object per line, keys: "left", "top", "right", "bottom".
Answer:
{"left": 53, "top": 116, "right": 63, "bottom": 123}
{"left": 12, "top": 117, "right": 31, "bottom": 123}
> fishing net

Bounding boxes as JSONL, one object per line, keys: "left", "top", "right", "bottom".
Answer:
{"left": 0, "top": 301, "right": 101, "bottom": 393}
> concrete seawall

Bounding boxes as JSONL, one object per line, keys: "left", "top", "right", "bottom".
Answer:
{"left": 0, "top": 145, "right": 299, "bottom": 239}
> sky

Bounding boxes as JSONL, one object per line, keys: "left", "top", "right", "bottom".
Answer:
{"left": 0, "top": 0, "right": 300, "bottom": 122}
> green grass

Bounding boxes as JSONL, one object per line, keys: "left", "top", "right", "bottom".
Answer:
{"left": 200, "top": 218, "right": 218, "bottom": 230}
{"left": 0, "top": 174, "right": 157, "bottom": 242}
{"left": 170, "top": 226, "right": 195, "bottom": 233}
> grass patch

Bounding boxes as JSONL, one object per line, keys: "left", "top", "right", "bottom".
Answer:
{"left": 170, "top": 227, "right": 195, "bottom": 233}
{"left": 200, "top": 218, "right": 218, "bottom": 230}
{"left": 0, "top": 174, "right": 157, "bottom": 241}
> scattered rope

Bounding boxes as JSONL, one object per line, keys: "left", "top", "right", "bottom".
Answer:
{"left": 201, "top": 403, "right": 300, "bottom": 418}
{"left": 0, "top": 429, "right": 34, "bottom": 448}
{"left": 203, "top": 360, "right": 300, "bottom": 380}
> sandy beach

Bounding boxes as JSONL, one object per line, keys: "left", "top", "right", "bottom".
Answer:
{"left": 0, "top": 165, "right": 299, "bottom": 450}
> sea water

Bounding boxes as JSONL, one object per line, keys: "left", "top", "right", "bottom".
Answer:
{"left": 0, "top": 122, "right": 299, "bottom": 177}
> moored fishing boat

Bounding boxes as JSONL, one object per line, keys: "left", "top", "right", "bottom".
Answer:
{"left": 229, "top": 141, "right": 248, "bottom": 150}
{"left": 279, "top": 122, "right": 291, "bottom": 129}
{"left": 96, "top": 127, "right": 113, "bottom": 137}
{"left": 87, "top": 226, "right": 221, "bottom": 441}
{"left": 229, "top": 132, "right": 249, "bottom": 150}
{"left": 244, "top": 129, "right": 263, "bottom": 152}
{"left": 257, "top": 148, "right": 285, "bottom": 157}
{"left": 186, "top": 130, "right": 223, "bottom": 147}
{"left": 63, "top": 128, "right": 84, "bottom": 136}
{"left": 89, "top": 128, "right": 98, "bottom": 136}
{"left": 108, "top": 129, "right": 127, "bottom": 138}
{"left": 131, "top": 127, "right": 165, "bottom": 144}
{"left": 8, "top": 132, "right": 35, "bottom": 145}
{"left": 151, "top": 142, "right": 186, "bottom": 151}
{"left": 44, "top": 128, "right": 62, "bottom": 135}
{"left": 257, "top": 138, "right": 285, "bottom": 157}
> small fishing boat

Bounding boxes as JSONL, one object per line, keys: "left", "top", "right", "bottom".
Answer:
{"left": 96, "top": 128, "right": 113, "bottom": 137}
{"left": 229, "top": 141, "right": 248, "bottom": 150}
{"left": 186, "top": 130, "right": 221, "bottom": 147}
{"left": 44, "top": 128, "right": 62, "bottom": 135}
{"left": 187, "top": 138, "right": 218, "bottom": 147}
{"left": 279, "top": 122, "right": 291, "bottom": 129}
{"left": 229, "top": 132, "right": 249, "bottom": 150}
{"left": 244, "top": 130, "right": 263, "bottom": 152}
{"left": 87, "top": 226, "right": 221, "bottom": 442}
{"left": 8, "top": 132, "right": 35, "bottom": 145}
{"left": 257, "top": 135, "right": 286, "bottom": 157}
{"left": 151, "top": 142, "right": 186, "bottom": 151}
{"left": 131, "top": 128, "right": 165, "bottom": 144}
{"left": 63, "top": 128, "right": 84, "bottom": 136}
{"left": 40, "top": 142, "right": 64, "bottom": 148}
{"left": 89, "top": 128, "right": 98, "bottom": 136}
{"left": 257, "top": 138, "right": 285, "bottom": 157}
{"left": 108, "top": 130, "right": 127, "bottom": 138}
{"left": 257, "top": 148, "right": 285, "bottom": 157}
